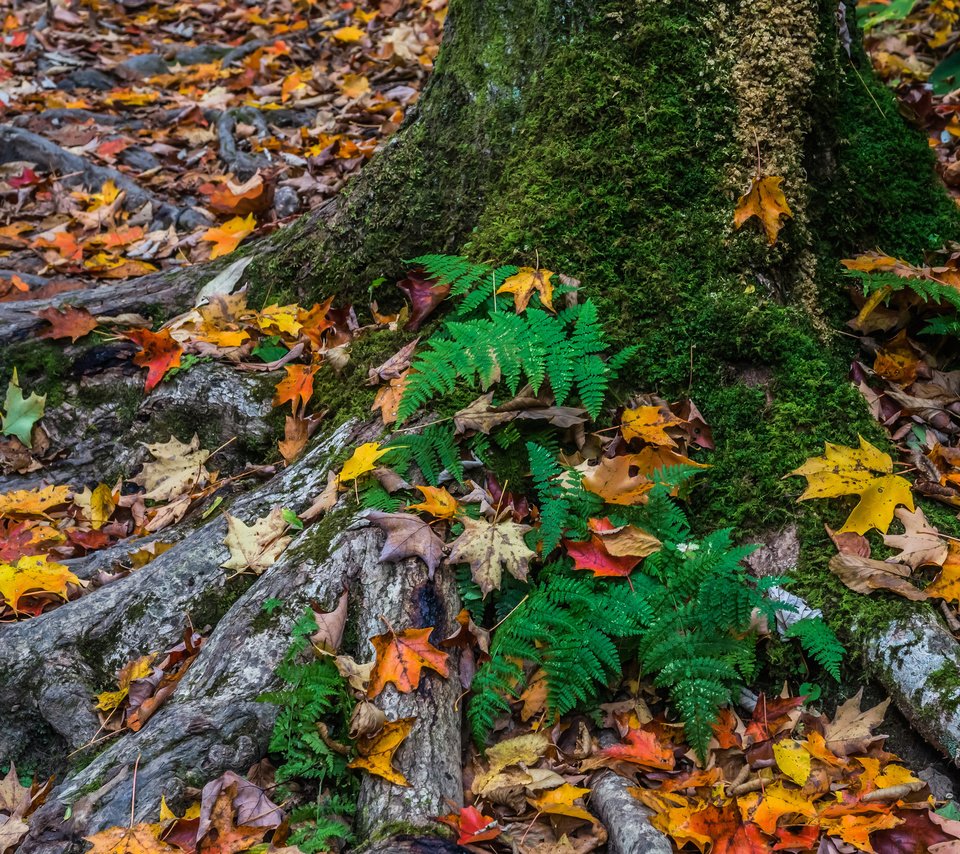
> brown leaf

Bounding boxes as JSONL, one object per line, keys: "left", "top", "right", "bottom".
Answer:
{"left": 882, "top": 506, "right": 949, "bottom": 569}
{"left": 364, "top": 510, "right": 445, "bottom": 577}
{"left": 828, "top": 552, "right": 926, "bottom": 600}
{"left": 398, "top": 271, "right": 449, "bottom": 331}
{"left": 36, "top": 305, "right": 98, "bottom": 342}
{"left": 823, "top": 688, "right": 890, "bottom": 756}
{"left": 310, "top": 590, "right": 349, "bottom": 653}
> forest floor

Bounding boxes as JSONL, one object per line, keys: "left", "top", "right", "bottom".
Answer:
{"left": 8, "top": 1, "right": 960, "bottom": 853}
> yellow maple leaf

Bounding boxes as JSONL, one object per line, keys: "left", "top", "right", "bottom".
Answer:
{"left": 202, "top": 214, "right": 256, "bottom": 260}
{"left": 737, "top": 781, "right": 816, "bottom": 835}
{"left": 338, "top": 442, "right": 391, "bottom": 485}
{"left": 924, "top": 542, "right": 960, "bottom": 603}
{"left": 333, "top": 25, "right": 365, "bottom": 42}
{"left": 0, "top": 555, "right": 80, "bottom": 614}
{"left": 789, "top": 436, "right": 914, "bottom": 534}
{"left": 0, "top": 484, "right": 71, "bottom": 516}
{"left": 733, "top": 175, "right": 793, "bottom": 245}
{"left": 74, "top": 483, "right": 116, "bottom": 530}
{"left": 256, "top": 303, "right": 302, "bottom": 337}
{"left": 96, "top": 654, "right": 155, "bottom": 713}
{"left": 772, "top": 738, "right": 811, "bottom": 786}
{"left": 347, "top": 717, "right": 414, "bottom": 786}
{"left": 620, "top": 406, "right": 683, "bottom": 447}
{"left": 340, "top": 73, "right": 370, "bottom": 98}
{"left": 496, "top": 267, "right": 554, "bottom": 313}
{"left": 220, "top": 507, "right": 293, "bottom": 575}
{"left": 526, "top": 783, "right": 594, "bottom": 823}
{"left": 406, "top": 485, "right": 459, "bottom": 519}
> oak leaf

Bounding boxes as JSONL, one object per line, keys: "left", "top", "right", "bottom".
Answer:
{"left": 202, "top": 214, "right": 256, "bottom": 260}
{"left": 37, "top": 305, "right": 98, "bottom": 342}
{"left": 497, "top": 267, "right": 555, "bottom": 313}
{"left": 125, "top": 328, "right": 183, "bottom": 392}
{"left": 367, "top": 625, "right": 449, "bottom": 697}
{"left": 0, "top": 555, "right": 79, "bottom": 614}
{"left": 365, "top": 510, "right": 445, "bottom": 576}
{"left": 734, "top": 175, "right": 793, "bottom": 245}
{"left": 221, "top": 507, "right": 292, "bottom": 574}
{"left": 134, "top": 435, "right": 211, "bottom": 501}
{"left": 447, "top": 515, "right": 535, "bottom": 596}
{"left": 1, "top": 369, "right": 44, "bottom": 447}
{"left": 347, "top": 717, "right": 414, "bottom": 786}
{"left": 790, "top": 437, "right": 914, "bottom": 534}
{"left": 338, "top": 442, "right": 391, "bottom": 485}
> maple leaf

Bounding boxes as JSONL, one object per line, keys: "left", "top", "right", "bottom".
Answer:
{"left": 496, "top": 267, "right": 555, "bottom": 313}
{"left": 364, "top": 510, "right": 446, "bottom": 576}
{"left": 133, "top": 434, "right": 212, "bottom": 501}
{"left": 125, "top": 328, "right": 183, "bottom": 392}
{"left": 564, "top": 534, "right": 642, "bottom": 578}
{"left": 790, "top": 437, "right": 914, "bottom": 534}
{"left": 578, "top": 455, "right": 654, "bottom": 506}
{"left": 772, "top": 738, "right": 811, "bottom": 786}
{"left": 0, "top": 484, "right": 71, "bottom": 516}
{"left": 347, "top": 717, "right": 415, "bottom": 786}
{"left": 580, "top": 727, "right": 675, "bottom": 771}
{"left": 738, "top": 781, "right": 817, "bottom": 835}
{"left": 828, "top": 552, "right": 925, "bottom": 600}
{"left": 406, "top": 485, "right": 459, "bottom": 519}
{"left": 220, "top": 507, "right": 292, "bottom": 574}
{"left": 257, "top": 303, "right": 302, "bottom": 337}
{"left": 447, "top": 515, "right": 535, "bottom": 596}
{"left": 824, "top": 689, "right": 890, "bottom": 756}
{"left": 1, "top": 369, "right": 44, "bottom": 448}
{"left": 278, "top": 416, "right": 308, "bottom": 464}
{"left": 74, "top": 483, "right": 116, "bottom": 530}
{"left": 620, "top": 405, "right": 683, "bottom": 447}
{"left": 338, "top": 442, "right": 391, "bottom": 485}
{"left": 371, "top": 370, "right": 410, "bottom": 425}
{"left": 925, "top": 542, "right": 960, "bottom": 603}
{"left": 298, "top": 298, "right": 335, "bottom": 348}
{"left": 588, "top": 518, "right": 661, "bottom": 558}
{"left": 196, "top": 788, "right": 267, "bottom": 854}
{"left": 733, "top": 174, "right": 794, "bottom": 245}
{"left": 436, "top": 805, "right": 501, "bottom": 845}
{"left": 367, "top": 625, "right": 449, "bottom": 697}
{"left": 821, "top": 813, "right": 903, "bottom": 853}
{"left": 85, "top": 824, "right": 178, "bottom": 854}
{"left": 0, "top": 554, "right": 79, "bottom": 614}
{"left": 202, "top": 214, "right": 256, "bottom": 260}
{"left": 881, "top": 506, "right": 948, "bottom": 569}
{"left": 272, "top": 364, "right": 317, "bottom": 414}
{"left": 96, "top": 654, "right": 155, "bottom": 714}
{"left": 37, "top": 305, "right": 98, "bottom": 342}
{"left": 526, "top": 784, "right": 594, "bottom": 823}
{"left": 333, "top": 25, "right": 366, "bottom": 42}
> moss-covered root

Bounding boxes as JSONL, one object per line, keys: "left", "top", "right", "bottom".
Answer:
{"left": 863, "top": 612, "right": 960, "bottom": 765}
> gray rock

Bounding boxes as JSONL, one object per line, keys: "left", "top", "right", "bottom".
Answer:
{"left": 116, "top": 53, "right": 170, "bottom": 80}
{"left": 172, "top": 45, "right": 231, "bottom": 66}
{"left": 274, "top": 185, "right": 300, "bottom": 218}
{"left": 55, "top": 69, "right": 116, "bottom": 91}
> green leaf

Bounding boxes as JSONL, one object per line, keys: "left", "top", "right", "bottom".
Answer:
{"left": 253, "top": 335, "right": 289, "bottom": 362}
{"left": 931, "top": 52, "right": 960, "bottom": 95}
{"left": 857, "top": 0, "right": 918, "bottom": 31}
{"left": 282, "top": 508, "right": 304, "bottom": 530}
{"left": 1, "top": 368, "right": 45, "bottom": 447}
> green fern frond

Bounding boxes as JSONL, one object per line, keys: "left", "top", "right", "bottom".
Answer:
{"left": 785, "top": 616, "right": 844, "bottom": 681}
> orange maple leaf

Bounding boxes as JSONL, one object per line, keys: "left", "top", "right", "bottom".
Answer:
{"left": 368, "top": 625, "right": 449, "bottom": 698}
{"left": 582, "top": 727, "right": 675, "bottom": 771}
{"left": 272, "top": 364, "right": 318, "bottom": 414}
{"left": 125, "top": 328, "right": 183, "bottom": 392}
{"left": 347, "top": 717, "right": 414, "bottom": 786}
{"left": 733, "top": 175, "right": 793, "bottom": 245}
{"left": 202, "top": 214, "right": 256, "bottom": 260}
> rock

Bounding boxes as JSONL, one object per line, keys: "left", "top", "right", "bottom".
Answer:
{"left": 172, "top": 45, "right": 231, "bottom": 66}
{"left": 274, "top": 186, "right": 300, "bottom": 218}
{"left": 116, "top": 54, "right": 170, "bottom": 80}
{"left": 119, "top": 147, "right": 161, "bottom": 172}
{"left": 744, "top": 523, "right": 800, "bottom": 577}
{"left": 55, "top": 69, "right": 117, "bottom": 91}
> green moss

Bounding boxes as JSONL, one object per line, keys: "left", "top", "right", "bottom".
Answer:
{"left": 0, "top": 340, "right": 71, "bottom": 407}
{"left": 188, "top": 577, "right": 255, "bottom": 631}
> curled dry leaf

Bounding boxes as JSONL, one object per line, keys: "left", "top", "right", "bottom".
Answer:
{"left": 828, "top": 552, "right": 926, "bottom": 601}
{"left": 364, "top": 510, "right": 446, "bottom": 577}
{"left": 347, "top": 716, "right": 415, "bottom": 786}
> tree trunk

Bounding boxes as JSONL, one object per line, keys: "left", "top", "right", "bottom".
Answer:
{"left": 6, "top": 0, "right": 960, "bottom": 850}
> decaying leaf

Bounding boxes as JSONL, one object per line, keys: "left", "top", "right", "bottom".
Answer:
{"left": 733, "top": 175, "right": 794, "bottom": 245}
{"left": 447, "top": 515, "right": 535, "bottom": 595}
{"left": 348, "top": 717, "right": 415, "bottom": 786}
{"left": 134, "top": 435, "right": 212, "bottom": 501}
{"left": 221, "top": 507, "right": 292, "bottom": 574}
{"left": 365, "top": 510, "right": 446, "bottom": 576}
{"left": 828, "top": 552, "right": 926, "bottom": 600}
{"left": 823, "top": 689, "right": 891, "bottom": 756}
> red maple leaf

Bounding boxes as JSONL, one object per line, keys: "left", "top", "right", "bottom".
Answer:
{"left": 563, "top": 534, "right": 641, "bottom": 578}
{"left": 124, "top": 327, "right": 183, "bottom": 392}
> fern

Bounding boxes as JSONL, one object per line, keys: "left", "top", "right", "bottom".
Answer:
{"left": 847, "top": 267, "right": 960, "bottom": 312}
{"left": 384, "top": 423, "right": 463, "bottom": 485}
{"left": 397, "top": 298, "right": 621, "bottom": 423}
{"left": 358, "top": 481, "right": 401, "bottom": 512}
{"left": 785, "top": 616, "right": 844, "bottom": 681}
{"left": 526, "top": 442, "right": 602, "bottom": 551}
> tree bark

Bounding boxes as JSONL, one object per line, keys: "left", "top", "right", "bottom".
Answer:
{"left": 6, "top": 0, "right": 960, "bottom": 849}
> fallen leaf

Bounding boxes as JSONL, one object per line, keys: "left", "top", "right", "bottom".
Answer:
{"left": 828, "top": 552, "right": 926, "bottom": 600}
{"left": 497, "top": 267, "right": 555, "bottom": 313}
{"left": 620, "top": 406, "right": 683, "bottom": 447}
{"left": 734, "top": 174, "right": 794, "bottom": 245}
{"left": 221, "top": 507, "right": 292, "bottom": 574}
{"left": 588, "top": 518, "right": 661, "bottom": 558}
{"left": 447, "top": 515, "right": 535, "bottom": 596}
{"left": 202, "top": 214, "right": 256, "bottom": 260}
{"left": 397, "top": 271, "right": 450, "bottom": 331}
{"left": 367, "top": 625, "right": 449, "bottom": 697}
{"left": 0, "top": 554, "right": 79, "bottom": 614}
{"left": 882, "top": 506, "right": 948, "bottom": 569}
{"left": 37, "top": 305, "right": 98, "bottom": 342}
{"left": 1, "top": 369, "right": 44, "bottom": 448}
{"left": 772, "top": 738, "right": 812, "bottom": 786}
{"left": 527, "top": 784, "right": 594, "bottom": 823}
{"left": 272, "top": 364, "right": 318, "bottom": 414}
{"left": 338, "top": 442, "right": 391, "bottom": 485}
{"left": 436, "top": 805, "right": 501, "bottom": 845}
{"left": 564, "top": 535, "right": 642, "bottom": 577}
{"left": 348, "top": 717, "right": 415, "bottom": 786}
{"left": 824, "top": 689, "right": 890, "bottom": 756}
{"left": 125, "top": 328, "right": 183, "bottom": 392}
{"left": 133, "top": 434, "right": 211, "bottom": 501}
{"left": 580, "top": 727, "right": 675, "bottom": 771}
{"left": 365, "top": 510, "right": 446, "bottom": 576}
{"left": 85, "top": 824, "right": 178, "bottom": 854}
{"left": 0, "top": 484, "right": 71, "bottom": 516}
{"left": 406, "top": 485, "right": 459, "bottom": 519}
{"left": 790, "top": 437, "right": 914, "bottom": 534}
{"left": 578, "top": 455, "right": 653, "bottom": 506}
